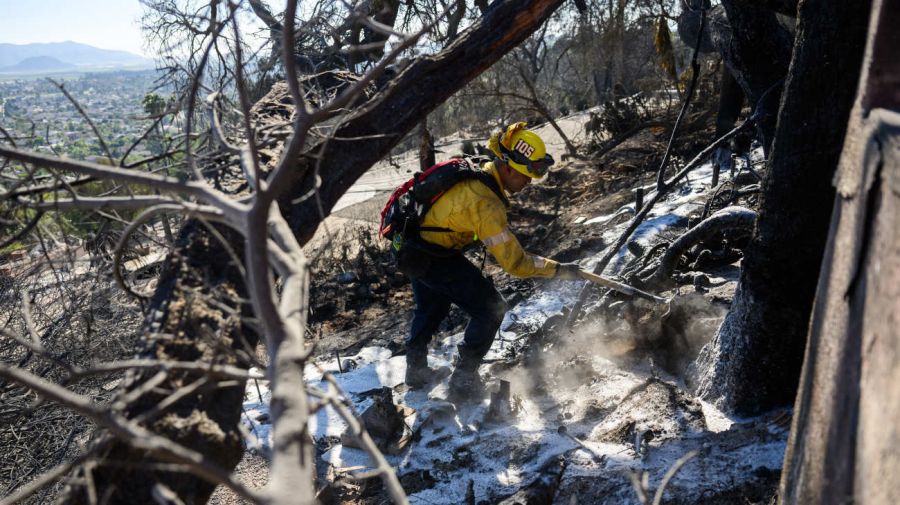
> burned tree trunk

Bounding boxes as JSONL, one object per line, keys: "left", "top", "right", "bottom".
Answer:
{"left": 679, "top": 1, "right": 794, "bottom": 153}
{"left": 692, "top": 0, "right": 873, "bottom": 415}
{"left": 67, "top": 222, "right": 252, "bottom": 504}
{"left": 419, "top": 120, "right": 435, "bottom": 172}
{"left": 70, "top": 0, "right": 566, "bottom": 502}
{"left": 709, "top": 1, "right": 794, "bottom": 153}
{"left": 781, "top": 1, "right": 900, "bottom": 502}
{"left": 280, "top": 0, "right": 565, "bottom": 243}
{"left": 732, "top": 0, "right": 799, "bottom": 17}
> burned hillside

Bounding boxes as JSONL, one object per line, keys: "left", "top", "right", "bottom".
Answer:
{"left": 1, "top": 0, "right": 897, "bottom": 504}
{"left": 204, "top": 89, "right": 783, "bottom": 504}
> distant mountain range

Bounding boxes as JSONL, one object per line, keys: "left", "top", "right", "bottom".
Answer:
{"left": 0, "top": 41, "right": 152, "bottom": 74}
{"left": 0, "top": 56, "right": 77, "bottom": 74}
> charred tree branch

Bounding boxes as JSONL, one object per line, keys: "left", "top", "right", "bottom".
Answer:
{"left": 655, "top": 7, "right": 706, "bottom": 191}
{"left": 280, "top": 0, "right": 567, "bottom": 244}
{"left": 642, "top": 206, "right": 757, "bottom": 287}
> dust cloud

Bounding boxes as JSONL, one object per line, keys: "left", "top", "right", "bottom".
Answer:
{"left": 500, "top": 292, "right": 728, "bottom": 409}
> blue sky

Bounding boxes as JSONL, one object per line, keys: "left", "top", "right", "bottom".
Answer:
{"left": 0, "top": 0, "right": 148, "bottom": 56}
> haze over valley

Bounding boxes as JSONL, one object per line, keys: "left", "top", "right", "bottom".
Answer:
{"left": 0, "top": 41, "right": 152, "bottom": 75}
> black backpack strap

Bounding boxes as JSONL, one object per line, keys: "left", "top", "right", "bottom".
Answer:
{"left": 408, "top": 158, "right": 508, "bottom": 239}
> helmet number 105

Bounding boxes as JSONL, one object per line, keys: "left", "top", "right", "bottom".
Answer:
{"left": 514, "top": 139, "right": 535, "bottom": 157}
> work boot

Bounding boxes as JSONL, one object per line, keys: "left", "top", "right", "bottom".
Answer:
{"left": 447, "top": 367, "right": 485, "bottom": 403}
{"left": 405, "top": 352, "right": 450, "bottom": 390}
{"left": 405, "top": 351, "right": 428, "bottom": 389}
{"left": 447, "top": 354, "right": 486, "bottom": 403}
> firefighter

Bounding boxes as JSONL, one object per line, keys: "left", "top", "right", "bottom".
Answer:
{"left": 399, "top": 123, "right": 581, "bottom": 400}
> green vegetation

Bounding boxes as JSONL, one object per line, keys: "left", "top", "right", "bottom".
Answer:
{"left": 0, "top": 70, "right": 166, "bottom": 159}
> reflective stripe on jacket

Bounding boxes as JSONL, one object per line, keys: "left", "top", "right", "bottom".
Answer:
{"left": 418, "top": 162, "right": 558, "bottom": 278}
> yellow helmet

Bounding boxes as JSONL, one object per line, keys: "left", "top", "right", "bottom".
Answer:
{"left": 488, "top": 122, "right": 555, "bottom": 178}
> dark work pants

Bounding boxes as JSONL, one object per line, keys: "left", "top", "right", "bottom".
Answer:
{"left": 406, "top": 252, "right": 508, "bottom": 366}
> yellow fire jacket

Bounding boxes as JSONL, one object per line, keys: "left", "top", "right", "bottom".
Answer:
{"left": 418, "top": 161, "right": 559, "bottom": 278}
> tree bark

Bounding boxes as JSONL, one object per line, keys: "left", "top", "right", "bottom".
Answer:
{"left": 691, "top": 0, "right": 872, "bottom": 415}
{"left": 709, "top": 2, "right": 794, "bottom": 154}
{"left": 73, "top": 0, "right": 565, "bottom": 502}
{"left": 780, "top": 1, "right": 900, "bottom": 502}
{"left": 732, "top": 0, "right": 799, "bottom": 17}
{"left": 715, "top": 68, "right": 745, "bottom": 139}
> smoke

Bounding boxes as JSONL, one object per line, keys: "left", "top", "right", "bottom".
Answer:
{"left": 500, "top": 312, "right": 636, "bottom": 415}
{"left": 501, "top": 292, "right": 728, "bottom": 412}
{"left": 659, "top": 292, "right": 729, "bottom": 373}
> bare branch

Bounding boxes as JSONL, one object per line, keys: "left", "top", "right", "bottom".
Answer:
{"left": 30, "top": 195, "right": 181, "bottom": 211}
{"left": 47, "top": 78, "right": 114, "bottom": 162}
{"left": 206, "top": 92, "right": 242, "bottom": 155}
{"left": 229, "top": 7, "right": 264, "bottom": 191}
{"left": 112, "top": 203, "right": 231, "bottom": 299}
{"left": 0, "top": 145, "right": 236, "bottom": 211}
{"left": 183, "top": 9, "right": 234, "bottom": 181}
{"left": 652, "top": 450, "right": 698, "bottom": 505}
{"left": 73, "top": 359, "right": 265, "bottom": 381}
{"left": 266, "top": 0, "right": 455, "bottom": 200}
{"left": 0, "top": 363, "right": 264, "bottom": 503}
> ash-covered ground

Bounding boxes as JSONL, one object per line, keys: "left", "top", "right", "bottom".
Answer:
{"left": 213, "top": 119, "right": 787, "bottom": 504}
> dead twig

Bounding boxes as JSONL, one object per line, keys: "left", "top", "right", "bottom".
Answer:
{"left": 654, "top": 7, "right": 706, "bottom": 191}
{"left": 0, "top": 363, "right": 264, "bottom": 503}
{"left": 566, "top": 78, "right": 785, "bottom": 327}
{"left": 628, "top": 450, "right": 698, "bottom": 505}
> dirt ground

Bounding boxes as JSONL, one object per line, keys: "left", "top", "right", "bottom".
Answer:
{"left": 208, "top": 99, "right": 779, "bottom": 504}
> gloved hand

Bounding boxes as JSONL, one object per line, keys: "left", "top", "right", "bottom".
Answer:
{"left": 555, "top": 262, "right": 582, "bottom": 280}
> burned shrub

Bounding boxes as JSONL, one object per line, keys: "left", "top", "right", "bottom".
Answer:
{"left": 586, "top": 93, "right": 653, "bottom": 148}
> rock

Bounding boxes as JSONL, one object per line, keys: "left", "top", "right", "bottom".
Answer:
{"left": 340, "top": 387, "right": 411, "bottom": 454}
{"left": 590, "top": 378, "right": 706, "bottom": 445}
{"left": 497, "top": 456, "right": 567, "bottom": 505}
{"left": 340, "top": 358, "right": 358, "bottom": 372}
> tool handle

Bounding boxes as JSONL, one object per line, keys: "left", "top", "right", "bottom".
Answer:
{"left": 578, "top": 270, "right": 669, "bottom": 304}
